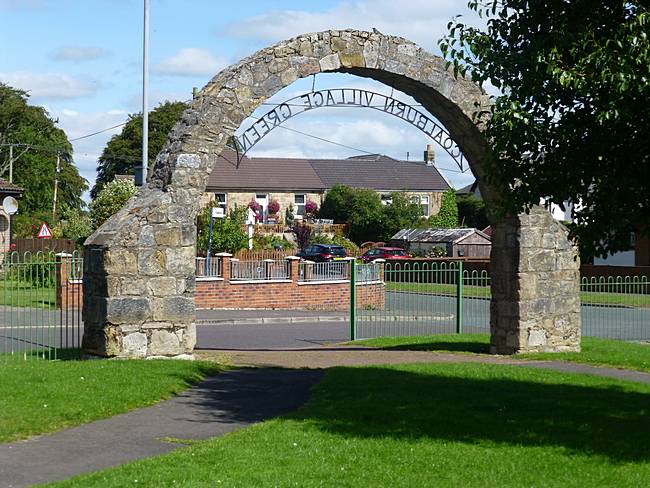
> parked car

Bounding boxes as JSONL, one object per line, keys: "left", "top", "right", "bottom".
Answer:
{"left": 360, "top": 247, "right": 411, "bottom": 263}
{"left": 297, "top": 244, "right": 347, "bottom": 262}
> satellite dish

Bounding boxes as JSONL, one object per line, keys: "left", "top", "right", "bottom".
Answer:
{"left": 2, "top": 196, "right": 18, "bottom": 215}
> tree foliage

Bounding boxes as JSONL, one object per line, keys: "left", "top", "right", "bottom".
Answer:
{"left": 319, "top": 185, "right": 424, "bottom": 243}
{"left": 88, "top": 179, "right": 137, "bottom": 229}
{"left": 440, "top": 1, "right": 650, "bottom": 257}
{"left": 429, "top": 189, "right": 459, "bottom": 228}
{"left": 0, "top": 83, "right": 87, "bottom": 216}
{"left": 457, "top": 193, "right": 489, "bottom": 230}
{"left": 92, "top": 101, "right": 188, "bottom": 198}
{"left": 196, "top": 205, "right": 248, "bottom": 255}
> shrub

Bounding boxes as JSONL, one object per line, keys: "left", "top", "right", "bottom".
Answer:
{"left": 196, "top": 205, "right": 248, "bottom": 255}
{"left": 292, "top": 224, "right": 312, "bottom": 251}
{"left": 429, "top": 189, "right": 459, "bottom": 228}
{"left": 88, "top": 179, "right": 137, "bottom": 229}
{"left": 305, "top": 200, "right": 318, "bottom": 215}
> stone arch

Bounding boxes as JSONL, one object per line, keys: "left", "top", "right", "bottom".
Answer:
{"left": 83, "top": 29, "right": 580, "bottom": 358}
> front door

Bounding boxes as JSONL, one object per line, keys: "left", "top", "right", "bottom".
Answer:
{"left": 255, "top": 194, "right": 268, "bottom": 223}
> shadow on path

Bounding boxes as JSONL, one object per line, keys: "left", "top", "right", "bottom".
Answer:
{"left": 0, "top": 368, "right": 323, "bottom": 488}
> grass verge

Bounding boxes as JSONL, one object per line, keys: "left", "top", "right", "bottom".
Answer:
{"left": 0, "top": 356, "right": 224, "bottom": 442}
{"left": 386, "top": 282, "right": 650, "bottom": 307}
{"left": 354, "top": 334, "right": 650, "bottom": 373}
{"left": 49, "top": 363, "right": 650, "bottom": 487}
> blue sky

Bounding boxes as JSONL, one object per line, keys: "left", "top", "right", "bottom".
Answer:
{"left": 1, "top": 0, "right": 484, "bottom": 200}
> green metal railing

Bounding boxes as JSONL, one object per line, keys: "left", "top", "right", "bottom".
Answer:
{"left": 1, "top": 251, "right": 83, "bottom": 361}
{"left": 352, "top": 261, "right": 648, "bottom": 341}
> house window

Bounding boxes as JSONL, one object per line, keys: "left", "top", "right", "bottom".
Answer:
{"left": 411, "top": 195, "right": 429, "bottom": 217}
{"left": 214, "top": 193, "right": 227, "bottom": 211}
{"left": 380, "top": 194, "right": 393, "bottom": 205}
{"left": 294, "top": 194, "right": 306, "bottom": 216}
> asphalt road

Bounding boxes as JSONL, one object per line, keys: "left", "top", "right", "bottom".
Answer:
{"left": 1, "top": 290, "right": 648, "bottom": 353}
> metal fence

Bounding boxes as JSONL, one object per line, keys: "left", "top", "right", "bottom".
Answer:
{"left": 298, "top": 260, "right": 349, "bottom": 282}
{"left": 352, "top": 261, "right": 648, "bottom": 342}
{"left": 1, "top": 251, "right": 83, "bottom": 361}
{"left": 196, "top": 257, "right": 223, "bottom": 278}
{"left": 230, "top": 259, "right": 290, "bottom": 281}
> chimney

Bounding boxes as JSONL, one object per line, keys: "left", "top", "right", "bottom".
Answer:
{"left": 424, "top": 144, "right": 435, "bottom": 166}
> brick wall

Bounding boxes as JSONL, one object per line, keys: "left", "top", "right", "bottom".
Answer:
{"left": 60, "top": 255, "right": 385, "bottom": 311}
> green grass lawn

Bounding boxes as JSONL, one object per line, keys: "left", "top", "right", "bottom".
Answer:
{"left": 0, "top": 356, "right": 224, "bottom": 442}
{"left": 386, "top": 282, "right": 650, "bottom": 307}
{"left": 0, "top": 280, "right": 56, "bottom": 308}
{"left": 49, "top": 363, "right": 650, "bottom": 487}
{"left": 354, "top": 334, "right": 650, "bottom": 373}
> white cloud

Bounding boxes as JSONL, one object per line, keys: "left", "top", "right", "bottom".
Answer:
{"left": 51, "top": 46, "right": 110, "bottom": 62}
{"left": 221, "top": 0, "right": 482, "bottom": 51}
{"left": 0, "top": 71, "right": 98, "bottom": 100}
{"left": 154, "top": 48, "right": 227, "bottom": 77}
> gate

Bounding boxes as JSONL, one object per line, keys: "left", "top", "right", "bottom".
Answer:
{"left": 352, "top": 261, "right": 490, "bottom": 340}
{"left": 0, "top": 251, "right": 83, "bottom": 361}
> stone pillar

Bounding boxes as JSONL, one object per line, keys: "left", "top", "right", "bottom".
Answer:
{"left": 374, "top": 258, "right": 386, "bottom": 282}
{"left": 490, "top": 207, "right": 581, "bottom": 354}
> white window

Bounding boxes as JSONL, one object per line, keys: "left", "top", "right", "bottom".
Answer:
{"left": 411, "top": 195, "right": 429, "bottom": 217}
{"left": 294, "top": 194, "right": 306, "bottom": 216}
{"left": 381, "top": 194, "right": 393, "bottom": 205}
{"left": 214, "top": 193, "right": 227, "bottom": 211}
{"left": 420, "top": 195, "right": 430, "bottom": 217}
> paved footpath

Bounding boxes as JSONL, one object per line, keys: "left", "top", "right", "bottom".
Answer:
{"left": 0, "top": 369, "right": 322, "bottom": 488}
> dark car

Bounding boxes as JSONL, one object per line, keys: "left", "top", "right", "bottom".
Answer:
{"left": 360, "top": 247, "right": 411, "bottom": 263}
{"left": 297, "top": 244, "right": 348, "bottom": 262}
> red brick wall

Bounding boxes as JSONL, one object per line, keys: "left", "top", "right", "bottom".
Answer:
{"left": 195, "top": 278, "right": 384, "bottom": 311}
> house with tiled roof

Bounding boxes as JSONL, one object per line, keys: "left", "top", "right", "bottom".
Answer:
{"left": 204, "top": 148, "right": 451, "bottom": 222}
{"left": 0, "top": 178, "right": 23, "bottom": 252}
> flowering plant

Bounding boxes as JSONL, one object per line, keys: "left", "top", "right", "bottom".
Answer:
{"left": 268, "top": 199, "right": 280, "bottom": 215}
{"left": 305, "top": 199, "right": 318, "bottom": 215}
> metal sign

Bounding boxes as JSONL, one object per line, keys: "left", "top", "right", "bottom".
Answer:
{"left": 211, "top": 207, "right": 225, "bottom": 218}
{"left": 235, "top": 88, "right": 467, "bottom": 171}
{"left": 36, "top": 222, "right": 52, "bottom": 239}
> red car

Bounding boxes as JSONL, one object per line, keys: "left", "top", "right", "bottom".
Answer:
{"left": 360, "top": 247, "right": 411, "bottom": 263}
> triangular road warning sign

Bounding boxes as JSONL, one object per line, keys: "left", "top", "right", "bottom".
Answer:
{"left": 36, "top": 222, "right": 52, "bottom": 239}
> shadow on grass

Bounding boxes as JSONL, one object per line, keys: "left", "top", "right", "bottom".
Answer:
{"left": 380, "top": 340, "right": 490, "bottom": 354}
{"left": 280, "top": 365, "right": 650, "bottom": 463}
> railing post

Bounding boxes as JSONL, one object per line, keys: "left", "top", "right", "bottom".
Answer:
{"left": 286, "top": 256, "right": 300, "bottom": 282}
{"left": 216, "top": 252, "right": 232, "bottom": 281}
{"left": 456, "top": 260, "right": 464, "bottom": 334}
{"left": 55, "top": 252, "right": 72, "bottom": 310}
{"left": 349, "top": 257, "right": 357, "bottom": 340}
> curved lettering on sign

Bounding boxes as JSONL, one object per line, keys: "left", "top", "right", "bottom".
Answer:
{"left": 235, "top": 88, "right": 466, "bottom": 170}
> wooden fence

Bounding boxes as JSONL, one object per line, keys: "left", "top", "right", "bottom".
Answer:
{"left": 13, "top": 238, "right": 76, "bottom": 254}
{"left": 233, "top": 249, "right": 296, "bottom": 261}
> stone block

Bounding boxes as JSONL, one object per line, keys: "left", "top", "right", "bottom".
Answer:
{"left": 149, "top": 330, "right": 182, "bottom": 356}
{"left": 527, "top": 329, "right": 547, "bottom": 348}
{"left": 319, "top": 53, "right": 341, "bottom": 71}
{"left": 147, "top": 277, "right": 178, "bottom": 297}
{"left": 106, "top": 297, "right": 151, "bottom": 324}
{"left": 122, "top": 332, "right": 147, "bottom": 357}
{"left": 104, "top": 248, "right": 137, "bottom": 275}
{"left": 138, "top": 249, "right": 166, "bottom": 276}
{"left": 154, "top": 227, "right": 182, "bottom": 247}
{"left": 152, "top": 296, "right": 195, "bottom": 322}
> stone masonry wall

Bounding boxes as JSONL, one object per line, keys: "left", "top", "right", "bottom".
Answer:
{"left": 82, "top": 28, "right": 579, "bottom": 358}
{"left": 490, "top": 207, "right": 581, "bottom": 353}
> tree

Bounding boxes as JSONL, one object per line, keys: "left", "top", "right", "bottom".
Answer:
{"left": 92, "top": 101, "right": 187, "bottom": 198}
{"left": 88, "top": 179, "right": 137, "bottom": 229}
{"left": 319, "top": 185, "right": 424, "bottom": 243}
{"left": 440, "top": 1, "right": 650, "bottom": 257}
{"left": 0, "top": 83, "right": 87, "bottom": 216}
{"left": 196, "top": 205, "right": 248, "bottom": 255}
{"left": 457, "top": 193, "right": 488, "bottom": 230}
{"left": 429, "top": 189, "right": 459, "bottom": 228}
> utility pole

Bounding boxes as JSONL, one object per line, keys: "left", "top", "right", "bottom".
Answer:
{"left": 52, "top": 152, "right": 60, "bottom": 221}
{"left": 8, "top": 145, "right": 13, "bottom": 183}
{"left": 141, "top": 0, "right": 150, "bottom": 186}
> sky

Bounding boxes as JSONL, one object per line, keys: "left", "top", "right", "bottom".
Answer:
{"left": 0, "top": 0, "right": 487, "bottom": 202}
